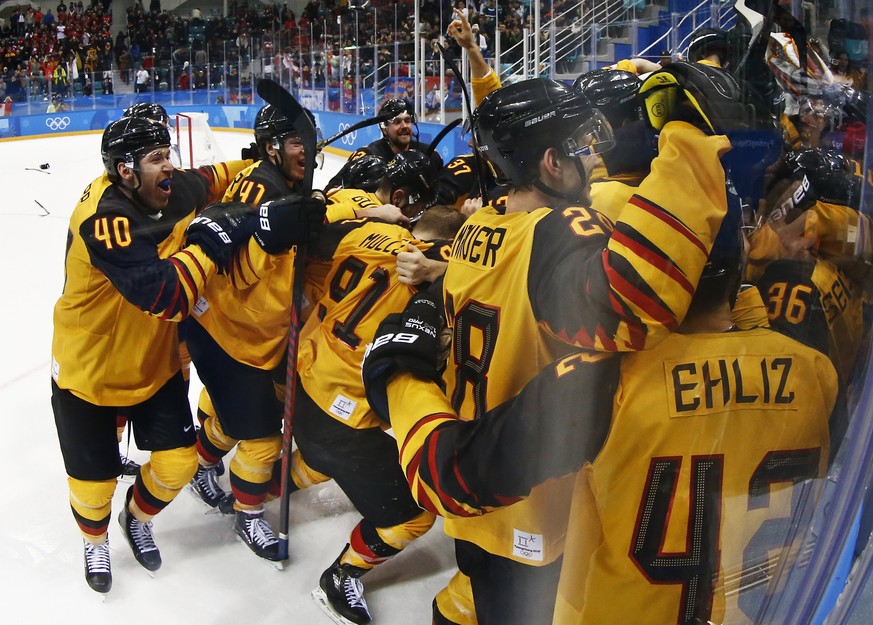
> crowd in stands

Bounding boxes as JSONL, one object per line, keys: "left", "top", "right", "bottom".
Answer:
{"left": 0, "top": 0, "right": 560, "bottom": 103}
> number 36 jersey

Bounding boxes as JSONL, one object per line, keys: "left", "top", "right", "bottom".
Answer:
{"left": 554, "top": 328, "right": 841, "bottom": 625}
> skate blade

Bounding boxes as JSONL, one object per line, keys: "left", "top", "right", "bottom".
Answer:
{"left": 311, "top": 587, "right": 362, "bottom": 625}
{"left": 185, "top": 484, "right": 225, "bottom": 514}
{"left": 234, "top": 535, "right": 285, "bottom": 571}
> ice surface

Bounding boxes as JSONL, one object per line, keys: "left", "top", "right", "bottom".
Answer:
{"left": 0, "top": 132, "right": 455, "bottom": 624}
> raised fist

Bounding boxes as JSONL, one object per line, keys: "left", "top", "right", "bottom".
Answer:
{"left": 640, "top": 61, "right": 748, "bottom": 134}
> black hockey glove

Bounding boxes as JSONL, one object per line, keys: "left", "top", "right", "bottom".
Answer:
{"left": 186, "top": 201, "right": 254, "bottom": 274}
{"left": 253, "top": 194, "right": 327, "bottom": 254}
{"left": 362, "top": 292, "right": 443, "bottom": 423}
{"left": 241, "top": 142, "right": 260, "bottom": 161}
{"left": 639, "top": 61, "right": 748, "bottom": 135}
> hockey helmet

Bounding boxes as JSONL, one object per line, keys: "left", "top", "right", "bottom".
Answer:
{"left": 101, "top": 117, "right": 171, "bottom": 182}
{"left": 379, "top": 98, "right": 416, "bottom": 125}
{"left": 687, "top": 26, "right": 731, "bottom": 64}
{"left": 384, "top": 149, "right": 442, "bottom": 217}
{"left": 342, "top": 154, "right": 387, "bottom": 192}
{"left": 254, "top": 104, "right": 300, "bottom": 151}
{"left": 785, "top": 147, "right": 861, "bottom": 209}
{"left": 473, "top": 78, "right": 614, "bottom": 187}
{"left": 573, "top": 69, "right": 643, "bottom": 128}
{"left": 123, "top": 102, "right": 170, "bottom": 127}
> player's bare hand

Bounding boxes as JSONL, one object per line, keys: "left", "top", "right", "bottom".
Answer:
{"left": 447, "top": 9, "right": 475, "bottom": 50}
{"left": 358, "top": 204, "right": 410, "bottom": 226}
{"left": 460, "top": 196, "right": 483, "bottom": 217}
{"left": 397, "top": 243, "right": 447, "bottom": 285}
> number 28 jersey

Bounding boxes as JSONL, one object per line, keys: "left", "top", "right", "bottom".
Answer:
{"left": 554, "top": 328, "right": 840, "bottom": 625}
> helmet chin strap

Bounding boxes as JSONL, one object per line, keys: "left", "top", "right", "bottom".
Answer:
{"left": 532, "top": 159, "right": 589, "bottom": 202}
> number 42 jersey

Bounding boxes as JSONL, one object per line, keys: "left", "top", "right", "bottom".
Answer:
{"left": 554, "top": 327, "right": 841, "bottom": 625}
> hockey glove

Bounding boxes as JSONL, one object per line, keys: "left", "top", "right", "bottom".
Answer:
{"left": 362, "top": 292, "right": 443, "bottom": 423}
{"left": 186, "top": 201, "right": 254, "bottom": 274}
{"left": 639, "top": 61, "right": 748, "bottom": 135}
{"left": 253, "top": 194, "right": 327, "bottom": 254}
{"left": 241, "top": 142, "right": 260, "bottom": 161}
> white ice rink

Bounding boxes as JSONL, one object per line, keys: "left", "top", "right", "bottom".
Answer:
{"left": 0, "top": 131, "right": 456, "bottom": 624}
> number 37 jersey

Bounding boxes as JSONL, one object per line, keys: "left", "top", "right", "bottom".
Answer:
{"left": 555, "top": 328, "right": 841, "bottom": 625}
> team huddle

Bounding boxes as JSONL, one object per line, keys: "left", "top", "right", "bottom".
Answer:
{"left": 50, "top": 6, "right": 868, "bottom": 625}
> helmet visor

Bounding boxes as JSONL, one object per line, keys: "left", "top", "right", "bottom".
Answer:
{"left": 560, "top": 110, "right": 615, "bottom": 158}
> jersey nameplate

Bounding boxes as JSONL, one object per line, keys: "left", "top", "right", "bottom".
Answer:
{"left": 666, "top": 355, "right": 796, "bottom": 417}
{"left": 449, "top": 222, "right": 508, "bottom": 270}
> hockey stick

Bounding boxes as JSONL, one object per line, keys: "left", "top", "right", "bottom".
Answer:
{"left": 425, "top": 117, "right": 462, "bottom": 155}
{"left": 437, "top": 43, "right": 490, "bottom": 200}
{"left": 317, "top": 113, "right": 394, "bottom": 150}
{"left": 256, "top": 78, "right": 323, "bottom": 564}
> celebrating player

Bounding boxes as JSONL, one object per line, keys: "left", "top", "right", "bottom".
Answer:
{"left": 51, "top": 117, "right": 254, "bottom": 593}
{"left": 184, "top": 103, "right": 327, "bottom": 561}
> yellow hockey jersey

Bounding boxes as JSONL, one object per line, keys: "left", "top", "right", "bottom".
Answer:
{"left": 52, "top": 161, "right": 247, "bottom": 405}
{"left": 440, "top": 122, "right": 732, "bottom": 564}
{"left": 298, "top": 218, "right": 450, "bottom": 430}
{"left": 553, "top": 328, "right": 839, "bottom": 625}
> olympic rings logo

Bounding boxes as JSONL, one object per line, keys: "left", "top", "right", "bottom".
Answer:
{"left": 45, "top": 117, "right": 71, "bottom": 131}
{"left": 339, "top": 122, "right": 357, "bottom": 146}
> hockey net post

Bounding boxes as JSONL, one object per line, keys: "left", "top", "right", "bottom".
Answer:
{"left": 174, "top": 112, "right": 226, "bottom": 169}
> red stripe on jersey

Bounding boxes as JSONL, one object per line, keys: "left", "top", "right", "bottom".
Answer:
{"left": 170, "top": 256, "right": 198, "bottom": 304}
{"left": 603, "top": 259, "right": 678, "bottom": 332}
{"left": 177, "top": 248, "right": 208, "bottom": 283}
{"left": 628, "top": 195, "right": 708, "bottom": 256}
{"left": 424, "top": 428, "right": 476, "bottom": 517}
{"left": 398, "top": 413, "right": 450, "bottom": 461}
{"left": 610, "top": 229, "right": 695, "bottom": 296}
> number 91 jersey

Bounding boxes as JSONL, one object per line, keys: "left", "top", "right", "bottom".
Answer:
{"left": 555, "top": 328, "right": 840, "bottom": 625}
{"left": 297, "top": 218, "right": 447, "bottom": 430}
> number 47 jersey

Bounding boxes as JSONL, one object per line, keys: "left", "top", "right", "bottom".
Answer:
{"left": 554, "top": 327, "right": 841, "bottom": 625}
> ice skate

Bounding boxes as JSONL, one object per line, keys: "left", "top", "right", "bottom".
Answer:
{"left": 234, "top": 509, "right": 283, "bottom": 568}
{"left": 312, "top": 558, "right": 372, "bottom": 625}
{"left": 118, "top": 488, "right": 161, "bottom": 573}
{"left": 187, "top": 463, "right": 233, "bottom": 512}
{"left": 83, "top": 539, "right": 112, "bottom": 593}
{"left": 119, "top": 453, "right": 140, "bottom": 479}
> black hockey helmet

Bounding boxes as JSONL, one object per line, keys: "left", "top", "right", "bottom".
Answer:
{"left": 687, "top": 26, "right": 731, "bottom": 64}
{"left": 785, "top": 147, "right": 861, "bottom": 209}
{"left": 254, "top": 104, "right": 300, "bottom": 151}
{"left": 379, "top": 98, "right": 416, "bottom": 125}
{"left": 101, "top": 116, "right": 171, "bottom": 182}
{"left": 573, "top": 69, "right": 643, "bottom": 127}
{"left": 384, "top": 149, "right": 442, "bottom": 219}
{"left": 342, "top": 154, "right": 387, "bottom": 192}
{"left": 123, "top": 102, "right": 170, "bottom": 126}
{"left": 472, "top": 78, "right": 614, "bottom": 188}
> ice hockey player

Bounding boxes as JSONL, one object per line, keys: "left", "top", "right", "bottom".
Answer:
{"left": 385, "top": 64, "right": 740, "bottom": 623}
{"left": 51, "top": 116, "right": 256, "bottom": 593}
{"left": 362, "top": 194, "right": 843, "bottom": 625}
{"left": 326, "top": 98, "right": 441, "bottom": 190}
{"left": 184, "top": 103, "right": 329, "bottom": 562}
{"left": 297, "top": 204, "right": 464, "bottom": 625}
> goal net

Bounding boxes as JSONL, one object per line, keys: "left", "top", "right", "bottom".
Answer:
{"left": 175, "top": 112, "right": 226, "bottom": 169}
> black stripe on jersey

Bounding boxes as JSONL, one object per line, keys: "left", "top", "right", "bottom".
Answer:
{"left": 310, "top": 219, "right": 372, "bottom": 260}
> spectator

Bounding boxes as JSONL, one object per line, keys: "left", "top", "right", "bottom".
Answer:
{"left": 43, "top": 9, "right": 56, "bottom": 26}
{"left": 135, "top": 65, "right": 150, "bottom": 92}
{"left": 46, "top": 95, "right": 59, "bottom": 113}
